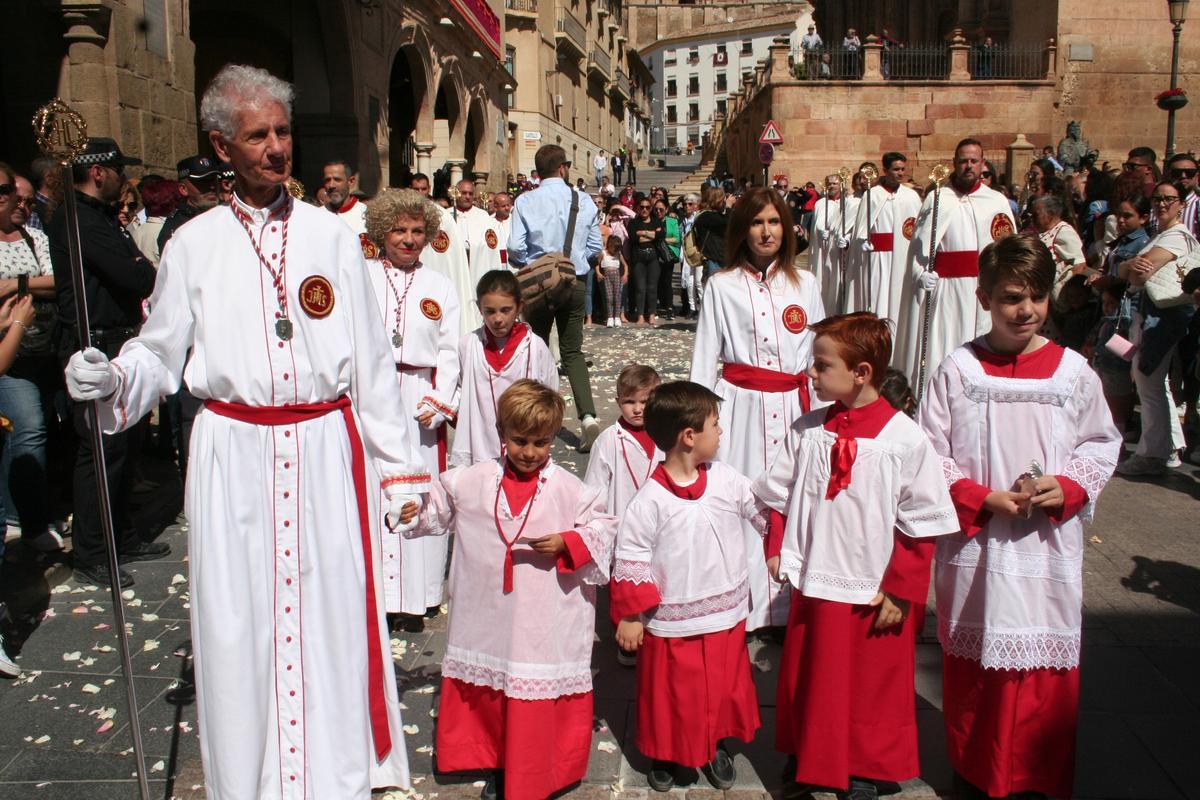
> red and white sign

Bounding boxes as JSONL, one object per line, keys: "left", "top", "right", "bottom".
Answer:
{"left": 759, "top": 119, "right": 784, "bottom": 144}
{"left": 758, "top": 143, "right": 775, "bottom": 165}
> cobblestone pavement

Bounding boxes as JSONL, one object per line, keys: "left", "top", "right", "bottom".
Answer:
{"left": 1, "top": 317, "right": 1198, "bottom": 799}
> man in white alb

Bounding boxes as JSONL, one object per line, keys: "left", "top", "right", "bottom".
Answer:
{"left": 410, "top": 173, "right": 478, "bottom": 333}
{"left": 64, "top": 64, "right": 426, "bottom": 800}
{"left": 491, "top": 190, "right": 514, "bottom": 269}
{"left": 323, "top": 158, "right": 367, "bottom": 235}
{"left": 451, "top": 179, "right": 503, "bottom": 285}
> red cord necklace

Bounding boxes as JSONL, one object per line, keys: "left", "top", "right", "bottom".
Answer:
{"left": 380, "top": 256, "right": 417, "bottom": 347}
{"left": 493, "top": 462, "right": 543, "bottom": 593}
{"left": 232, "top": 195, "right": 293, "bottom": 340}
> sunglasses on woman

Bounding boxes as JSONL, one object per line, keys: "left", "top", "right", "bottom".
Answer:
{"left": 0, "top": 183, "right": 14, "bottom": 196}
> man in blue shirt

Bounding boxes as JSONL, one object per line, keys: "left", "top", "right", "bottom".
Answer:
{"left": 508, "top": 144, "right": 603, "bottom": 451}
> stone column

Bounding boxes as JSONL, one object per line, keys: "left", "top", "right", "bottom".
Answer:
{"left": 1005, "top": 134, "right": 1035, "bottom": 187}
{"left": 949, "top": 29, "right": 970, "bottom": 81}
{"left": 447, "top": 159, "right": 468, "bottom": 187}
{"left": 1043, "top": 38, "right": 1058, "bottom": 79}
{"left": 60, "top": 2, "right": 113, "bottom": 137}
{"left": 768, "top": 36, "right": 791, "bottom": 80}
{"left": 862, "top": 35, "right": 883, "bottom": 81}
{"left": 415, "top": 143, "right": 434, "bottom": 177}
{"left": 471, "top": 171, "right": 489, "bottom": 194}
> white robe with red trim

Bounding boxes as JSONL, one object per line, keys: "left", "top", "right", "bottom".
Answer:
{"left": 449, "top": 325, "right": 560, "bottom": 467}
{"left": 581, "top": 423, "right": 663, "bottom": 515}
{"left": 893, "top": 183, "right": 1015, "bottom": 382}
{"left": 423, "top": 205, "right": 480, "bottom": 335}
{"left": 492, "top": 214, "right": 512, "bottom": 269}
{"left": 454, "top": 205, "right": 504, "bottom": 286}
{"left": 94, "top": 193, "right": 427, "bottom": 799}
{"left": 366, "top": 260, "right": 461, "bottom": 613}
{"left": 418, "top": 459, "right": 616, "bottom": 698}
{"left": 815, "top": 195, "right": 861, "bottom": 315}
{"left": 689, "top": 264, "right": 826, "bottom": 630}
{"left": 918, "top": 344, "right": 1120, "bottom": 671}
{"left": 332, "top": 196, "right": 368, "bottom": 236}
{"left": 849, "top": 184, "right": 922, "bottom": 321}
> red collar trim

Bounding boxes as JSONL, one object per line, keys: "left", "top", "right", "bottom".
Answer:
{"left": 822, "top": 396, "right": 898, "bottom": 439}
{"left": 970, "top": 339, "right": 1064, "bottom": 379}
{"left": 651, "top": 463, "right": 708, "bottom": 500}
{"left": 338, "top": 196, "right": 358, "bottom": 213}
{"left": 954, "top": 180, "right": 984, "bottom": 196}
{"left": 484, "top": 323, "right": 529, "bottom": 371}
{"left": 617, "top": 417, "right": 656, "bottom": 460}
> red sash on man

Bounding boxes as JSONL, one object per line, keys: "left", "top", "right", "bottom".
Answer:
{"left": 722, "top": 362, "right": 811, "bottom": 413}
{"left": 933, "top": 251, "right": 979, "bottom": 278}
{"left": 869, "top": 233, "right": 894, "bottom": 252}
{"left": 204, "top": 395, "right": 393, "bottom": 761}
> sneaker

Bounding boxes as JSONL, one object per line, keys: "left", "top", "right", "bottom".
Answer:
{"left": 0, "top": 633, "right": 19, "bottom": 678}
{"left": 73, "top": 562, "right": 134, "bottom": 589}
{"left": 606, "top": 317, "right": 614, "bottom": 327}
{"left": 616, "top": 648, "right": 637, "bottom": 667}
{"left": 702, "top": 743, "right": 736, "bottom": 790}
{"left": 841, "top": 778, "right": 879, "bottom": 800}
{"left": 26, "top": 530, "right": 64, "bottom": 553}
{"left": 1166, "top": 451, "right": 1183, "bottom": 469}
{"left": 118, "top": 540, "right": 171, "bottom": 564}
{"left": 614, "top": 317, "right": 622, "bottom": 327}
{"left": 1115, "top": 454, "right": 1167, "bottom": 477}
{"left": 647, "top": 760, "right": 675, "bottom": 792}
{"left": 578, "top": 415, "right": 600, "bottom": 454}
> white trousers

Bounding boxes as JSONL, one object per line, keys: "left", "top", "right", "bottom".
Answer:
{"left": 1132, "top": 346, "right": 1185, "bottom": 459}
{"left": 682, "top": 259, "right": 705, "bottom": 311}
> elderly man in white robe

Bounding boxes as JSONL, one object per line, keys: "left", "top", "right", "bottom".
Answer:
{"left": 64, "top": 64, "right": 426, "bottom": 800}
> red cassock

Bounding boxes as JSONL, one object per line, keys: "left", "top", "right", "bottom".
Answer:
{"left": 611, "top": 464, "right": 766, "bottom": 767}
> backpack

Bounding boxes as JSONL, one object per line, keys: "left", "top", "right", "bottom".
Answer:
{"left": 516, "top": 189, "right": 580, "bottom": 315}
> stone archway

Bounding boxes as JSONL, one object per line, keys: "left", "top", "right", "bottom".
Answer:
{"left": 432, "top": 63, "right": 467, "bottom": 192}
{"left": 387, "top": 47, "right": 428, "bottom": 185}
{"left": 463, "top": 94, "right": 491, "bottom": 183}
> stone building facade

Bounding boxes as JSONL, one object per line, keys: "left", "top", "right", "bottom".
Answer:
{"left": 503, "top": 0, "right": 648, "bottom": 178}
{"left": 2, "top": 0, "right": 511, "bottom": 196}
{"left": 715, "top": 1, "right": 1198, "bottom": 188}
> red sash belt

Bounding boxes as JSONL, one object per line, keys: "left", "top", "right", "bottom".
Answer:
{"left": 203, "top": 395, "right": 393, "bottom": 761}
{"left": 722, "top": 363, "right": 811, "bottom": 413}
{"left": 869, "top": 232, "right": 894, "bottom": 252}
{"left": 933, "top": 250, "right": 979, "bottom": 278}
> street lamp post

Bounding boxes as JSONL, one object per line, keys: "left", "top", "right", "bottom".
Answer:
{"left": 1166, "top": 0, "right": 1189, "bottom": 157}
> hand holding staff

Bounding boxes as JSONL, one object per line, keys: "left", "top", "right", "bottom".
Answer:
{"left": 859, "top": 164, "right": 879, "bottom": 307}
{"left": 915, "top": 163, "right": 953, "bottom": 402}
{"left": 835, "top": 166, "right": 853, "bottom": 313}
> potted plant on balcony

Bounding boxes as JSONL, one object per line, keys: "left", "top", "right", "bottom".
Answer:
{"left": 1157, "top": 88, "right": 1188, "bottom": 111}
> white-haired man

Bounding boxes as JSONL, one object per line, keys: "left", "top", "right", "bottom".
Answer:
{"left": 64, "top": 64, "right": 426, "bottom": 799}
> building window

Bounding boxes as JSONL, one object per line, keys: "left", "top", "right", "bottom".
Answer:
{"left": 687, "top": 75, "right": 699, "bottom": 95}
{"left": 666, "top": 105, "right": 677, "bottom": 123}
{"left": 717, "top": 44, "right": 727, "bottom": 54}
{"left": 666, "top": 129, "right": 678, "bottom": 148}
{"left": 687, "top": 102, "right": 699, "bottom": 122}
{"left": 716, "top": 99, "right": 727, "bottom": 115}
{"left": 664, "top": 49, "right": 676, "bottom": 66}
{"left": 715, "top": 73, "right": 727, "bottom": 92}
{"left": 666, "top": 78, "right": 677, "bottom": 98}
{"left": 687, "top": 48, "right": 699, "bottom": 64}
{"left": 741, "top": 39, "right": 753, "bottom": 55}
{"left": 742, "top": 70, "right": 752, "bottom": 84}
{"left": 505, "top": 46, "right": 516, "bottom": 75}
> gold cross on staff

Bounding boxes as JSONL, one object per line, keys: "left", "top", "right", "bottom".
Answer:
{"left": 31, "top": 97, "right": 89, "bottom": 165}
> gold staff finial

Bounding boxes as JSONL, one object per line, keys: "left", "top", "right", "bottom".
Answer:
{"left": 32, "top": 98, "right": 88, "bottom": 166}
{"left": 928, "top": 163, "right": 952, "bottom": 186}
{"left": 859, "top": 163, "right": 879, "bottom": 183}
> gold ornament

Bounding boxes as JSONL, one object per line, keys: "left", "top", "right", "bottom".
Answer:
{"left": 859, "top": 164, "right": 879, "bottom": 183}
{"left": 31, "top": 98, "right": 88, "bottom": 165}
{"left": 928, "top": 163, "right": 952, "bottom": 187}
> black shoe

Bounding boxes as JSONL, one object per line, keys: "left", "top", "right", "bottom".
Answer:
{"left": 481, "top": 770, "right": 503, "bottom": 800}
{"left": 702, "top": 743, "right": 736, "bottom": 790}
{"left": 425, "top": 605, "right": 442, "bottom": 619}
{"left": 841, "top": 778, "right": 878, "bottom": 800}
{"left": 118, "top": 540, "right": 171, "bottom": 564}
{"left": 73, "top": 562, "right": 134, "bottom": 589}
{"left": 647, "top": 760, "right": 675, "bottom": 792}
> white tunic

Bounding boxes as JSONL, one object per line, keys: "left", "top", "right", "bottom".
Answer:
{"left": 449, "top": 325, "right": 560, "bottom": 467}
{"left": 333, "top": 197, "right": 368, "bottom": 235}
{"left": 492, "top": 214, "right": 512, "bottom": 267}
{"left": 816, "top": 194, "right": 862, "bottom": 314}
{"left": 690, "top": 264, "right": 826, "bottom": 629}
{"left": 894, "top": 183, "right": 1016, "bottom": 382}
{"left": 919, "top": 343, "right": 1121, "bottom": 670}
{"left": 365, "top": 260, "right": 461, "bottom": 614}
{"left": 613, "top": 463, "right": 768, "bottom": 636}
{"left": 581, "top": 423, "right": 664, "bottom": 515}
{"left": 423, "top": 206, "right": 480, "bottom": 335}
{"left": 850, "top": 184, "right": 922, "bottom": 322}
{"left": 753, "top": 407, "right": 958, "bottom": 604}
{"left": 98, "top": 192, "right": 427, "bottom": 799}
{"left": 423, "top": 459, "right": 615, "bottom": 698}
{"left": 454, "top": 205, "right": 504, "bottom": 286}
{"left": 811, "top": 196, "right": 845, "bottom": 312}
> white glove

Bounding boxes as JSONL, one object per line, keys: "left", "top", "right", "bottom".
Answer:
{"left": 415, "top": 401, "right": 450, "bottom": 430}
{"left": 65, "top": 348, "right": 120, "bottom": 401}
{"left": 385, "top": 493, "right": 423, "bottom": 534}
{"left": 917, "top": 271, "right": 940, "bottom": 292}
{"left": 861, "top": 239, "right": 874, "bottom": 253}
{"left": 837, "top": 235, "right": 850, "bottom": 249}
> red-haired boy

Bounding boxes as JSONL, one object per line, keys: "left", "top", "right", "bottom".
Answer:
{"left": 755, "top": 312, "right": 959, "bottom": 800}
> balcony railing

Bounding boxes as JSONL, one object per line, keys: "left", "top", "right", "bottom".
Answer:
{"left": 555, "top": 8, "right": 587, "bottom": 59}
{"left": 596, "top": 0, "right": 609, "bottom": 18}
{"left": 611, "top": 67, "right": 631, "bottom": 99}
{"left": 969, "top": 43, "right": 1045, "bottom": 79}
{"left": 791, "top": 45, "right": 865, "bottom": 80}
{"left": 505, "top": 0, "right": 537, "bottom": 14}
{"left": 791, "top": 40, "right": 1049, "bottom": 81}
{"left": 588, "top": 47, "right": 611, "bottom": 80}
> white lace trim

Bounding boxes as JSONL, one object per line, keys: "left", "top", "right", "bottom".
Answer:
{"left": 941, "top": 540, "right": 1081, "bottom": 583}
{"left": 612, "top": 559, "right": 655, "bottom": 585}
{"left": 746, "top": 505, "right": 770, "bottom": 539}
{"left": 1063, "top": 452, "right": 1115, "bottom": 524}
{"left": 800, "top": 570, "right": 880, "bottom": 594}
{"left": 442, "top": 657, "right": 593, "bottom": 700}
{"left": 938, "top": 619, "right": 1081, "bottom": 670}
{"left": 656, "top": 581, "right": 748, "bottom": 622}
{"left": 949, "top": 344, "right": 1085, "bottom": 407}
{"left": 901, "top": 505, "right": 959, "bottom": 527}
{"left": 940, "top": 456, "right": 966, "bottom": 488}
{"left": 576, "top": 525, "right": 613, "bottom": 576}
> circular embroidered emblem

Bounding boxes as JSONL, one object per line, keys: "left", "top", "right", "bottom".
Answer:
{"left": 430, "top": 230, "right": 450, "bottom": 254}
{"left": 299, "top": 275, "right": 335, "bottom": 318}
{"left": 782, "top": 304, "right": 808, "bottom": 334}
{"left": 484, "top": 228, "right": 498, "bottom": 249}
{"left": 359, "top": 232, "right": 379, "bottom": 261}
{"left": 420, "top": 298, "right": 442, "bottom": 321}
{"left": 902, "top": 217, "right": 916, "bottom": 240}
{"left": 990, "top": 213, "right": 1015, "bottom": 240}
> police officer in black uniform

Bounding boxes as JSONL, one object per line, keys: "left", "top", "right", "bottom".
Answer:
{"left": 48, "top": 137, "right": 167, "bottom": 588}
{"left": 157, "top": 155, "right": 222, "bottom": 253}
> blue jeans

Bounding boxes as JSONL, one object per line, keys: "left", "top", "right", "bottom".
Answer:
{"left": 584, "top": 269, "right": 595, "bottom": 318}
{"left": 0, "top": 368, "right": 52, "bottom": 537}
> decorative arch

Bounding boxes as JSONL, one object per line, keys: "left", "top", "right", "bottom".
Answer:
{"left": 464, "top": 91, "right": 491, "bottom": 177}
{"left": 434, "top": 57, "right": 468, "bottom": 160}
{"left": 390, "top": 24, "right": 437, "bottom": 143}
